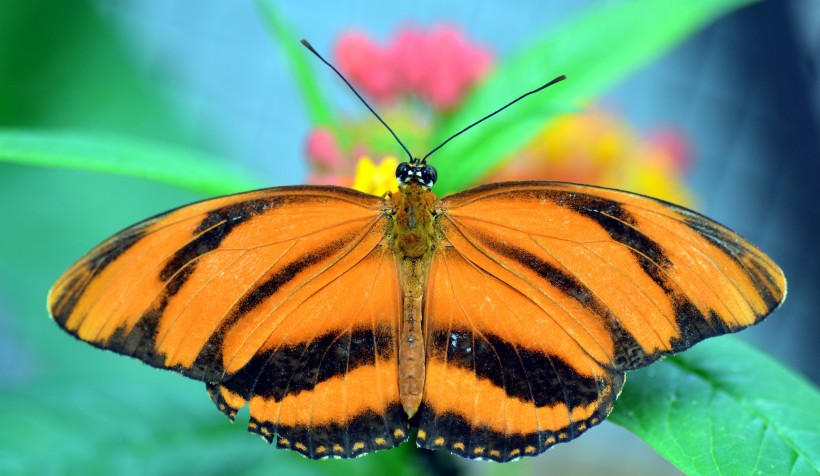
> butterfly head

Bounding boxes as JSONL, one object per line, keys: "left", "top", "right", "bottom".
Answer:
{"left": 396, "top": 158, "right": 438, "bottom": 189}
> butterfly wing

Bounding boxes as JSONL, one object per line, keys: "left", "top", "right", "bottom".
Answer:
{"left": 418, "top": 181, "right": 785, "bottom": 461}
{"left": 49, "top": 185, "right": 408, "bottom": 458}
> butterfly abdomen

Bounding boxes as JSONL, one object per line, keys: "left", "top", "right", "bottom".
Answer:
{"left": 386, "top": 184, "right": 441, "bottom": 417}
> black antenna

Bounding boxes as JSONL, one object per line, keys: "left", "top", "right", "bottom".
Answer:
{"left": 302, "top": 39, "right": 567, "bottom": 166}
{"left": 300, "top": 39, "right": 414, "bottom": 162}
{"left": 422, "top": 74, "right": 567, "bottom": 162}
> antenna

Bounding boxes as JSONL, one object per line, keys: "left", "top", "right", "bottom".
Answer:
{"left": 300, "top": 39, "right": 414, "bottom": 162}
{"left": 421, "top": 74, "right": 566, "bottom": 162}
{"left": 302, "top": 39, "right": 567, "bottom": 165}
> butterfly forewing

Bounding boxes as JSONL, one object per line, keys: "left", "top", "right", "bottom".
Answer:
{"left": 415, "top": 181, "right": 785, "bottom": 461}
{"left": 49, "top": 185, "right": 409, "bottom": 458}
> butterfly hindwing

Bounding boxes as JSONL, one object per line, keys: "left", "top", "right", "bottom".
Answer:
{"left": 416, "top": 181, "right": 785, "bottom": 461}
{"left": 210, "top": 243, "right": 409, "bottom": 458}
{"left": 49, "top": 185, "right": 409, "bottom": 458}
{"left": 419, "top": 245, "right": 624, "bottom": 462}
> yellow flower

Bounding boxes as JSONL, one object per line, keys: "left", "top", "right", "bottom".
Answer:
{"left": 352, "top": 156, "right": 400, "bottom": 195}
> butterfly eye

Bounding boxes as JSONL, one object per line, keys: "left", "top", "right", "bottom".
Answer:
{"left": 421, "top": 164, "right": 438, "bottom": 187}
{"left": 396, "top": 162, "right": 411, "bottom": 183}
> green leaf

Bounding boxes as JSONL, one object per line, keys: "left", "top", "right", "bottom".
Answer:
{"left": 432, "top": 0, "right": 759, "bottom": 194}
{"left": 257, "top": 0, "right": 342, "bottom": 138}
{"left": 0, "top": 129, "right": 263, "bottom": 196}
{"left": 609, "top": 337, "right": 820, "bottom": 476}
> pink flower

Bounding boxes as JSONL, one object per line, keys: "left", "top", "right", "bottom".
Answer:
{"left": 334, "top": 25, "right": 493, "bottom": 111}
{"left": 305, "top": 127, "right": 344, "bottom": 168}
{"left": 390, "top": 27, "right": 428, "bottom": 95}
{"left": 306, "top": 24, "right": 496, "bottom": 187}
{"left": 335, "top": 31, "right": 399, "bottom": 103}
{"left": 393, "top": 25, "right": 493, "bottom": 110}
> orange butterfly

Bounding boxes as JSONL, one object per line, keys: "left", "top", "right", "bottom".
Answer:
{"left": 48, "top": 45, "right": 786, "bottom": 462}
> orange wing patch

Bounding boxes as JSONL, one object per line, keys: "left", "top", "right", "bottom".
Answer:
{"left": 49, "top": 186, "right": 409, "bottom": 457}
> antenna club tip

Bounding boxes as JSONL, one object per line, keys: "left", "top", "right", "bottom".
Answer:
{"left": 300, "top": 39, "right": 316, "bottom": 53}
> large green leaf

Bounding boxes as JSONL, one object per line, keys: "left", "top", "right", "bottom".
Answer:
{"left": 610, "top": 337, "right": 820, "bottom": 476}
{"left": 0, "top": 129, "right": 262, "bottom": 196}
{"left": 431, "top": 0, "right": 758, "bottom": 194}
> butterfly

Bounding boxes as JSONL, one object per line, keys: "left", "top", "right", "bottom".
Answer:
{"left": 48, "top": 44, "right": 786, "bottom": 463}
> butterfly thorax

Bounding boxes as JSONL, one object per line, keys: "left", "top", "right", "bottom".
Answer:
{"left": 387, "top": 183, "right": 439, "bottom": 258}
{"left": 386, "top": 183, "right": 441, "bottom": 417}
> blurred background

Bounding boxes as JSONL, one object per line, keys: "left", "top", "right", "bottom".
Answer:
{"left": 1, "top": 1, "right": 818, "bottom": 474}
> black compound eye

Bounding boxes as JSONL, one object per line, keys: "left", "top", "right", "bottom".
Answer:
{"left": 421, "top": 164, "right": 438, "bottom": 187}
{"left": 395, "top": 162, "right": 411, "bottom": 182}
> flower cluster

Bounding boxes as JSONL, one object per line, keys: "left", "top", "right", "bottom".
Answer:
{"left": 335, "top": 25, "right": 493, "bottom": 111}
{"left": 305, "top": 24, "right": 692, "bottom": 205}
{"left": 487, "top": 109, "right": 692, "bottom": 205}
{"left": 306, "top": 25, "right": 494, "bottom": 191}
